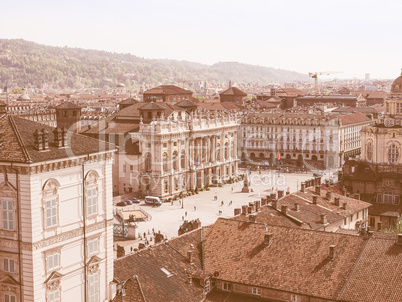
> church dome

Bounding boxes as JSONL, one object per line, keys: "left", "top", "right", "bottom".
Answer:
{"left": 391, "top": 70, "right": 402, "bottom": 94}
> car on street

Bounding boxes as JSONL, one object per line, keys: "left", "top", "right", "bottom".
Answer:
{"left": 125, "top": 199, "right": 134, "bottom": 205}
{"left": 116, "top": 201, "right": 127, "bottom": 207}
{"left": 129, "top": 198, "right": 141, "bottom": 203}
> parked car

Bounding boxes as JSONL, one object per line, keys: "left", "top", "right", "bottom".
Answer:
{"left": 125, "top": 199, "right": 134, "bottom": 205}
{"left": 130, "top": 198, "right": 141, "bottom": 203}
{"left": 144, "top": 196, "right": 162, "bottom": 206}
{"left": 116, "top": 201, "right": 127, "bottom": 207}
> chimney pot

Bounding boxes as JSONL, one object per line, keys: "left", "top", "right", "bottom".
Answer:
{"left": 278, "top": 190, "right": 284, "bottom": 199}
{"left": 329, "top": 245, "right": 336, "bottom": 260}
{"left": 300, "top": 182, "right": 306, "bottom": 192}
{"left": 334, "top": 197, "right": 340, "bottom": 206}
{"left": 321, "top": 214, "right": 327, "bottom": 224}
{"left": 396, "top": 234, "right": 402, "bottom": 245}
{"left": 295, "top": 202, "right": 300, "bottom": 211}
{"left": 234, "top": 208, "right": 241, "bottom": 216}
{"left": 342, "top": 187, "right": 347, "bottom": 196}
{"left": 315, "top": 186, "right": 321, "bottom": 195}
{"left": 264, "top": 233, "right": 273, "bottom": 246}
{"left": 249, "top": 214, "right": 257, "bottom": 223}
{"left": 281, "top": 205, "right": 288, "bottom": 215}
{"left": 241, "top": 205, "right": 248, "bottom": 215}
{"left": 271, "top": 199, "right": 278, "bottom": 210}
{"left": 326, "top": 191, "right": 332, "bottom": 200}
{"left": 187, "top": 250, "right": 193, "bottom": 264}
{"left": 312, "top": 195, "right": 318, "bottom": 204}
{"left": 343, "top": 202, "right": 348, "bottom": 210}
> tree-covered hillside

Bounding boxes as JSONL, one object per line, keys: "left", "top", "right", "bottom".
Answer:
{"left": 0, "top": 39, "right": 308, "bottom": 91}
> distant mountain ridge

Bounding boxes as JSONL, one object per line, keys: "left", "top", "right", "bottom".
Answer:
{"left": 0, "top": 39, "right": 308, "bottom": 91}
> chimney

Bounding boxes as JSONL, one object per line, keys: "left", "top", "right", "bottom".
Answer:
{"left": 248, "top": 214, "right": 257, "bottom": 223}
{"left": 241, "top": 205, "right": 248, "bottom": 215}
{"left": 249, "top": 202, "right": 255, "bottom": 212}
{"left": 353, "top": 193, "right": 361, "bottom": 200}
{"left": 321, "top": 214, "right": 327, "bottom": 224}
{"left": 342, "top": 187, "right": 347, "bottom": 196}
{"left": 34, "top": 129, "right": 43, "bottom": 151}
{"left": 187, "top": 250, "right": 193, "bottom": 264}
{"left": 255, "top": 200, "right": 261, "bottom": 211}
{"left": 278, "top": 190, "right": 284, "bottom": 199}
{"left": 264, "top": 233, "right": 273, "bottom": 246}
{"left": 329, "top": 245, "right": 336, "bottom": 260}
{"left": 312, "top": 195, "right": 318, "bottom": 204}
{"left": 62, "top": 127, "right": 68, "bottom": 147}
{"left": 396, "top": 234, "right": 402, "bottom": 245}
{"left": 346, "top": 193, "right": 350, "bottom": 197}
{"left": 53, "top": 128, "right": 63, "bottom": 148}
{"left": 271, "top": 199, "right": 278, "bottom": 210}
{"left": 343, "top": 202, "right": 348, "bottom": 210}
{"left": 41, "top": 129, "right": 49, "bottom": 151}
{"left": 315, "top": 186, "right": 321, "bottom": 195}
{"left": 300, "top": 182, "right": 306, "bottom": 192}
{"left": 295, "top": 202, "right": 300, "bottom": 212}
{"left": 316, "top": 177, "right": 321, "bottom": 186}
{"left": 334, "top": 197, "right": 340, "bottom": 206}
{"left": 281, "top": 205, "right": 288, "bottom": 215}
{"left": 368, "top": 230, "right": 374, "bottom": 236}
{"left": 377, "top": 221, "right": 382, "bottom": 231}
{"left": 234, "top": 208, "right": 241, "bottom": 216}
{"left": 326, "top": 191, "right": 332, "bottom": 201}
{"left": 361, "top": 226, "right": 366, "bottom": 236}
{"left": 270, "top": 193, "right": 277, "bottom": 200}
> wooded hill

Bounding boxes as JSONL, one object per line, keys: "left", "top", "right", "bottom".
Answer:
{"left": 0, "top": 39, "right": 308, "bottom": 91}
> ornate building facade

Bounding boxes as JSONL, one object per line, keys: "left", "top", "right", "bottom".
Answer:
{"left": 240, "top": 112, "right": 372, "bottom": 170}
{"left": 0, "top": 107, "right": 116, "bottom": 302}
{"left": 344, "top": 71, "right": 402, "bottom": 204}
{"left": 136, "top": 110, "right": 239, "bottom": 198}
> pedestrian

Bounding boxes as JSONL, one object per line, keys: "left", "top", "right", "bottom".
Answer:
{"left": 221, "top": 201, "right": 224, "bottom": 206}
{"left": 185, "top": 211, "right": 187, "bottom": 217}
{"left": 148, "top": 229, "right": 150, "bottom": 235}
{"left": 152, "top": 228, "right": 155, "bottom": 234}
{"left": 130, "top": 247, "right": 133, "bottom": 252}
{"left": 171, "top": 201, "right": 173, "bottom": 206}
{"left": 182, "top": 216, "right": 184, "bottom": 221}
{"left": 194, "top": 205, "right": 196, "bottom": 211}
{"left": 231, "top": 186, "right": 234, "bottom": 191}
{"left": 143, "top": 232, "right": 146, "bottom": 238}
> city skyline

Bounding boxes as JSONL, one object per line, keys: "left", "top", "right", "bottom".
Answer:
{"left": 1, "top": 0, "right": 401, "bottom": 80}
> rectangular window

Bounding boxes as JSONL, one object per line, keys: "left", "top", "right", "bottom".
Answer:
{"left": 397, "top": 103, "right": 402, "bottom": 114}
{"left": 48, "top": 290, "right": 60, "bottom": 302}
{"left": 370, "top": 217, "right": 375, "bottom": 227}
{"left": 2, "top": 200, "right": 14, "bottom": 231}
{"left": 47, "top": 253, "right": 60, "bottom": 271}
{"left": 4, "top": 294, "right": 16, "bottom": 302}
{"left": 88, "top": 238, "right": 99, "bottom": 256}
{"left": 222, "top": 282, "right": 232, "bottom": 291}
{"left": 89, "top": 272, "right": 99, "bottom": 302}
{"left": 45, "top": 198, "right": 57, "bottom": 228}
{"left": 130, "top": 165, "right": 133, "bottom": 171}
{"left": 3, "top": 258, "right": 15, "bottom": 273}
{"left": 252, "top": 287, "right": 262, "bottom": 295}
{"left": 87, "top": 187, "right": 97, "bottom": 216}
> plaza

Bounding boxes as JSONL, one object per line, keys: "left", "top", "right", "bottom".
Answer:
{"left": 114, "top": 169, "right": 317, "bottom": 255}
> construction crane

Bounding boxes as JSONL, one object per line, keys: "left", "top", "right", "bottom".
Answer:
{"left": 308, "top": 71, "right": 342, "bottom": 94}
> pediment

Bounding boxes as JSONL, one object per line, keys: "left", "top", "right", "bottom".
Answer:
{"left": 44, "top": 271, "right": 63, "bottom": 284}
{"left": 0, "top": 275, "right": 19, "bottom": 287}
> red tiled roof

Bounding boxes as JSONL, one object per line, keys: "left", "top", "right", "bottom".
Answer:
{"left": 0, "top": 115, "right": 115, "bottom": 163}
{"left": 204, "top": 218, "right": 367, "bottom": 300}
{"left": 55, "top": 101, "right": 81, "bottom": 109}
{"left": 143, "top": 85, "right": 193, "bottom": 96}
{"left": 338, "top": 112, "right": 372, "bottom": 126}
{"left": 219, "top": 87, "right": 247, "bottom": 96}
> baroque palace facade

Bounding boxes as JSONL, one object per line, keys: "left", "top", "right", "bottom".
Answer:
{"left": 344, "top": 71, "right": 402, "bottom": 204}
{"left": 135, "top": 110, "right": 239, "bottom": 198}
{"left": 0, "top": 101, "right": 116, "bottom": 302}
{"left": 240, "top": 112, "right": 372, "bottom": 170}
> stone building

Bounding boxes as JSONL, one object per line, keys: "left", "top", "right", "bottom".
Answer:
{"left": 136, "top": 110, "right": 239, "bottom": 198}
{"left": 143, "top": 85, "right": 193, "bottom": 103}
{"left": 219, "top": 86, "right": 247, "bottom": 104}
{"left": 240, "top": 112, "right": 372, "bottom": 170}
{"left": 296, "top": 94, "right": 367, "bottom": 107}
{"left": 343, "top": 70, "right": 402, "bottom": 230}
{"left": 55, "top": 101, "right": 82, "bottom": 133}
{"left": 0, "top": 110, "right": 116, "bottom": 301}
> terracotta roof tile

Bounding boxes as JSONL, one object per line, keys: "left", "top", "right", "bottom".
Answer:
{"left": 144, "top": 85, "right": 193, "bottom": 96}
{"left": 219, "top": 87, "right": 247, "bottom": 96}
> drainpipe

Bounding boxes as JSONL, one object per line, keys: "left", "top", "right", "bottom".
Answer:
{"left": 10, "top": 163, "right": 23, "bottom": 302}
{"left": 82, "top": 156, "right": 89, "bottom": 302}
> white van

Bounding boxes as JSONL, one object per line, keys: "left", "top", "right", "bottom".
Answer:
{"left": 144, "top": 196, "right": 162, "bottom": 206}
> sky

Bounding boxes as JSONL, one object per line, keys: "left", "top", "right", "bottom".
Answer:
{"left": 0, "top": 0, "right": 401, "bottom": 80}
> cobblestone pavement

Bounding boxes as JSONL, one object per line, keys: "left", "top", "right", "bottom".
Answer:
{"left": 114, "top": 169, "right": 316, "bottom": 257}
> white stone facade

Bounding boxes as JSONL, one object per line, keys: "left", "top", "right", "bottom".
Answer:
{"left": 0, "top": 153, "right": 115, "bottom": 302}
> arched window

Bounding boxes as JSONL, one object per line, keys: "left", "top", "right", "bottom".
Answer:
{"left": 85, "top": 171, "right": 99, "bottom": 216}
{"left": 367, "top": 141, "right": 373, "bottom": 161}
{"left": 145, "top": 153, "right": 152, "bottom": 172}
{"left": 181, "top": 150, "right": 186, "bottom": 169}
{"left": 42, "top": 179, "right": 60, "bottom": 229}
{"left": 173, "top": 151, "right": 179, "bottom": 171}
{"left": 224, "top": 143, "right": 229, "bottom": 160}
{"left": 163, "top": 152, "right": 168, "bottom": 172}
{"left": 388, "top": 143, "right": 399, "bottom": 165}
{"left": 383, "top": 192, "right": 393, "bottom": 203}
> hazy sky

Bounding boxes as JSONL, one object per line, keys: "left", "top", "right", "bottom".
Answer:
{"left": 1, "top": 0, "right": 401, "bottom": 79}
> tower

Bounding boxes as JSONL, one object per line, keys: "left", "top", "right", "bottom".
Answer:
{"left": 55, "top": 102, "right": 82, "bottom": 133}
